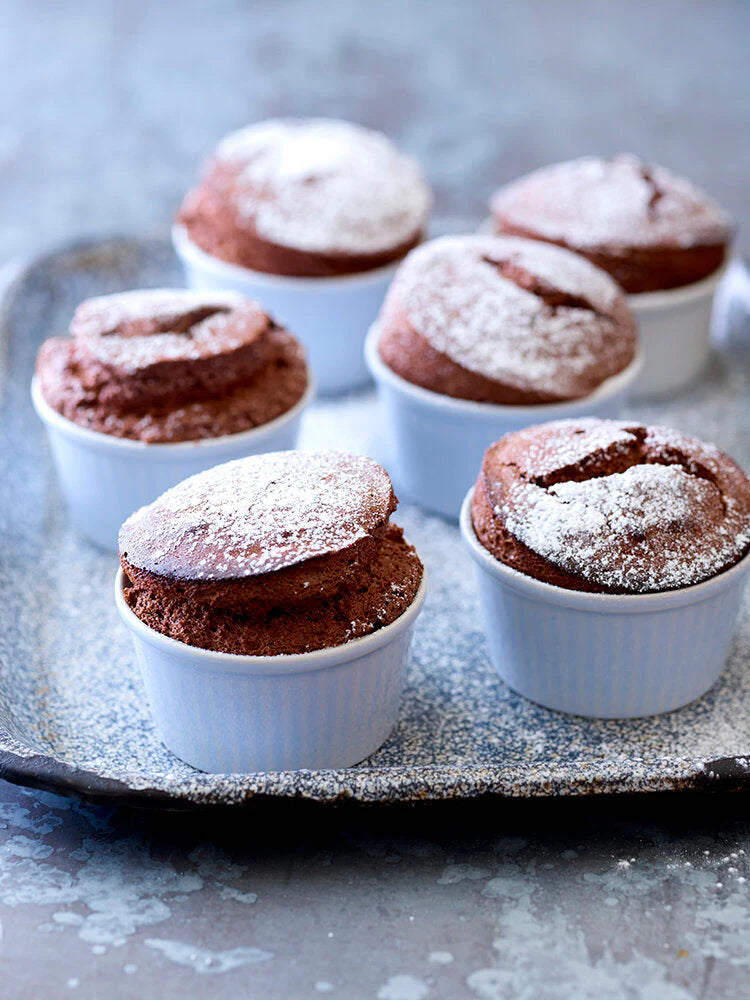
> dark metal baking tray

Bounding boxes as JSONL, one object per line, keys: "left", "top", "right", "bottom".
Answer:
{"left": 1, "top": 234, "right": 749, "bottom": 808}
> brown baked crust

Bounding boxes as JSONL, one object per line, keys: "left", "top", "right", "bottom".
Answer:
{"left": 119, "top": 451, "right": 424, "bottom": 655}
{"left": 490, "top": 223, "right": 725, "bottom": 295}
{"left": 179, "top": 162, "right": 423, "bottom": 278}
{"left": 35, "top": 290, "right": 308, "bottom": 443}
{"left": 376, "top": 236, "right": 638, "bottom": 405}
{"left": 178, "top": 119, "right": 431, "bottom": 277}
{"left": 472, "top": 419, "right": 750, "bottom": 594}
{"left": 490, "top": 156, "right": 731, "bottom": 293}
{"left": 121, "top": 523, "right": 422, "bottom": 656}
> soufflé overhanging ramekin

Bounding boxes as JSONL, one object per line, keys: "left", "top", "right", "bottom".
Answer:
{"left": 461, "top": 419, "right": 750, "bottom": 719}
{"left": 367, "top": 234, "right": 642, "bottom": 519}
{"left": 33, "top": 288, "right": 312, "bottom": 550}
{"left": 175, "top": 118, "right": 431, "bottom": 395}
{"left": 116, "top": 450, "right": 426, "bottom": 772}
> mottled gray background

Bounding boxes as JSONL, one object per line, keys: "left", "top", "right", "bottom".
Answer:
{"left": 2, "top": 1, "right": 750, "bottom": 998}
{"left": 2, "top": 0, "right": 749, "bottom": 259}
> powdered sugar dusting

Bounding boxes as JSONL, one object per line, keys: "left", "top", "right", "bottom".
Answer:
{"left": 495, "top": 420, "right": 750, "bottom": 593}
{"left": 492, "top": 155, "right": 731, "bottom": 251}
{"left": 516, "top": 419, "right": 639, "bottom": 480}
{"left": 71, "top": 289, "right": 266, "bottom": 373}
{"left": 119, "top": 450, "right": 394, "bottom": 580}
{"left": 215, "top": 119, "right": 430, "bottom": 255}
{"left": 392, "top": 235, "right": 633, "bottom": 392}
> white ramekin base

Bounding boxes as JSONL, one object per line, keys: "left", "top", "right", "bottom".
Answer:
{"left": 629, "top": 264, "right": 726, "bottom": 397}
{"left": 32, "top": 378, "right": 312, "bottom": 551}
{"left": 173, "top": 225, "right": 400, "bottom": 396}
{"left": 115, "top": 569, "right": 427, "bottom": 773}
{"left": 460, "top": 490, "right": 750, "bottom": 719}
{"left": 365, "top": 327, "right": 642, "bottom": 521}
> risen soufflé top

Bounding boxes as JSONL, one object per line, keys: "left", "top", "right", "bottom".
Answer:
{"left": 119, "top": 450, "right": 424, "bottom": 655}
{"left": 178, "top": 118, "right": 431, "bottom": 277}
{"left": 472, "top": 419, "right": 750, "bottom": 594}
{"left": 35, "top": 289, "right": 308, "bottom": 443}
{"left": 376, "top": 234, "right": 638, "bottom": 405}
{"left": 490, "top": 155, "right": 732, "bottom": 293}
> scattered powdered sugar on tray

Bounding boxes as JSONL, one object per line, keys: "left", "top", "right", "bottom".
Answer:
{"left": 491, "top": 155, "right": 732, "bottom": 250}
{"left": 394, "top": 235, "right": 631, "bottom": 392}
{"left": 3, "top": 235, "right": 750, "bottom": 806}
{"left": 71, "top": 289, "right": 265, "bottom": 373}
{"left": 119, "top": 450, "right": 394, "bottom": 580}
{"left": 215, "top": 119, "right": 431, "bottom": 255}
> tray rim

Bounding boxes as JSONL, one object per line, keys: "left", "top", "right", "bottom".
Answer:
{"left": 3, "top": 232, "right": 750, "bottom": 810}
{"left": 0, "top": 742, "right": 748, "bottom": 810}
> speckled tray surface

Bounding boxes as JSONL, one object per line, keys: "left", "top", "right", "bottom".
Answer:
{"left": 2, "top": 235, "right": 750, "bottom": 809}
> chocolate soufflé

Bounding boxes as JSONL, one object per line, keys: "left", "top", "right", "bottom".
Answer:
{"left": 376, "top": 235, "right": 638, "bottom": 405}
{"left": 35, "top": 289, "right": 308, "bottom": 443}
{"left": 472, "top": 419, "right": 750, "bottom": 595}
{"left": 178, "top": 118, "right": 431, "bottom": 278}
{"left": 119, "top": 450, "right": 424, "bottom": 656}
{"left": 490, "top": 155, "right": 732, "bottom": 293}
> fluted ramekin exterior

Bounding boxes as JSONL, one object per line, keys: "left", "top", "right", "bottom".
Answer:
{"left": 115, "top": 568, "right": 427, "bottom": 773}
{"left": 173, "top": 224, "right": 400, "bottom": 395}
{"left": 32, "top": 376, "right": 313, "bottom": 551}
{"left": 460, "top": 489, "right": 750, "bottom": 718}
{"left": 629, "top": 263, "right": 727, "bottom": 397}
{"left": 366, "top": 325, "right": 642, "bottom": 521}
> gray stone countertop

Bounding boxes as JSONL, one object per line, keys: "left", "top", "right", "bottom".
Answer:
{"left": 3, "top": 788, "right": 750, "bottom": 999}
{"left": 2, "top": 1, "right": 750, "bottom": 996}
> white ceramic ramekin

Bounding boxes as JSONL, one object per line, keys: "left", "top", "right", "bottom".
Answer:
{"left": 628, "top": 263, "right": 726, "bottom": 397}
{"left": 460, "top": 490, "right": 750, "bottom": 719}
{"left": 32, "top": 377, "right": 313, "bottom": 551}
{"left": 365, "top": 326, "right": 642, "bottom": 520}
{"left": 115, "top": 568, "right": 427, "bottom": 773}
{"left": 173, "top": 224, "right": 401, "bottom": 395}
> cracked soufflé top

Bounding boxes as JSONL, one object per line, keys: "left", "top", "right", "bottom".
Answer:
{"left": 472, "top": 419, "right": 750, "bottom": 594}
{"left": 490, "top": 155, "right": 732, "bottom": 293}
{"left": 35, "top": 289, "right": 308, "bottom": 443}
{"left": 178, "top": 118, "right": 431, "bottom": 277}
{"left": 375, "top": 235, "right": 638, "bottom": 405}
{"left": 119, "top": 450, "right": 424, "bottom": 655}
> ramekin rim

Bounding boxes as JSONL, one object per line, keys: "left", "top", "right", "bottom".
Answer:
{"left": 476, "top": 218, "right": 731, "bottom": 307}
{"left": 31, "top": 374, "right": 315, "bottom": 453}
{"left": 627, "top": 258, "right": 729, "bottom": 308}
{"left": 364, "top": 323, "right": 643, "bottom": 417}
{"left": 172, "top": 224, "right": 404, "bottom": 288}
{"left": 115, "top": 566, "right": 427, "bottom": 673}
{"left": 459, "top": 487, "right": 750, "bottom": 611}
